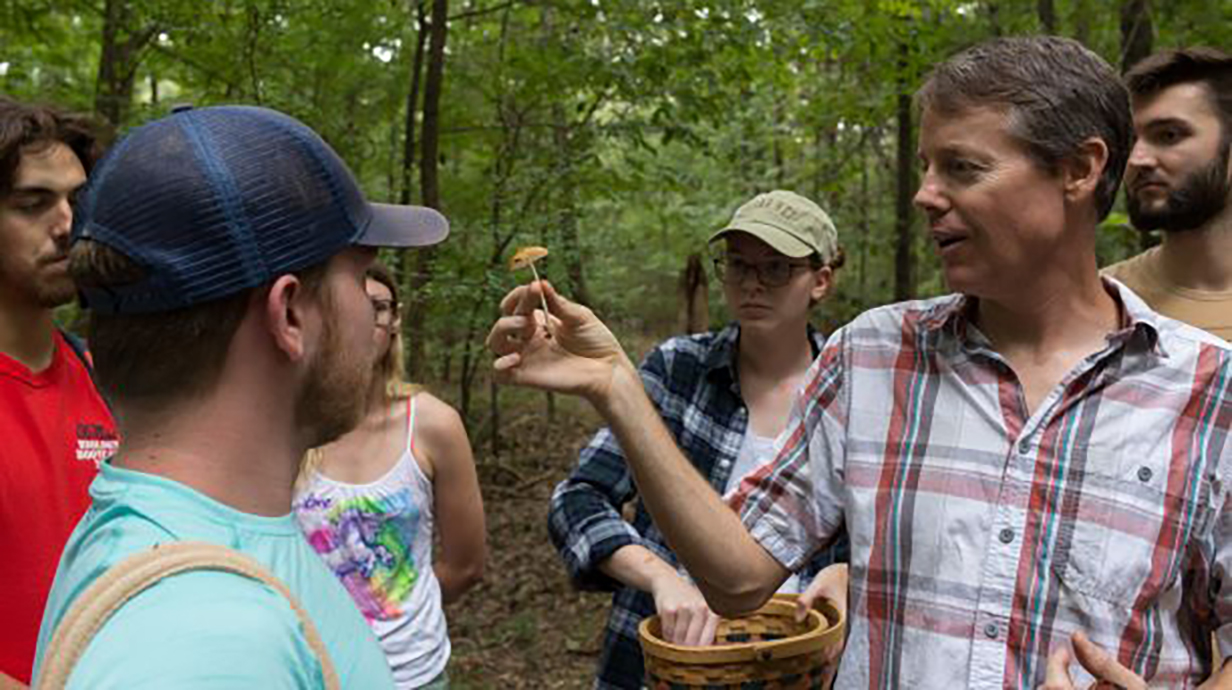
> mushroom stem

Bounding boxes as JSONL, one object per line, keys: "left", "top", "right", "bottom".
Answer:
{"left": 529, "top": 263, "right": 553, "bottom": 337}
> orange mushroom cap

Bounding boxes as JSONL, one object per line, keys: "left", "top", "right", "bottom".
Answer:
{"left": 509, "top": 245, "right": 549, "bottom": 271}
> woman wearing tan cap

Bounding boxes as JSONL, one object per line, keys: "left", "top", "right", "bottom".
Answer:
{"left": 547, "top": 190, "right": 849, "bottom": 689}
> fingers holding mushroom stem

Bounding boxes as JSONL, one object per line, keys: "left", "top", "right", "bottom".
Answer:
{"left": 509, "top": 246, "right": 553, "bottom": 338}
{"left": 528, "top": 263, "right": 553, "bottom": 338}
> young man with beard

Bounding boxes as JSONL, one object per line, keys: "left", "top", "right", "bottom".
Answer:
{"left": 489, "top": 37, "right": 1232, "bottom": 688}
{"left": 30, "top": 106, "right": 448, "bottom": 688}
{"left": 0, "top": 98, "right": 117, "bottom": 686}
{"left": 1105, "top": 48, "right": 1232, "bottom": 340}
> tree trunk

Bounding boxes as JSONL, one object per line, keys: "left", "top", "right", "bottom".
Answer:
{"left": 95, "top": 0, "right": 153, "bottom": 128}
{"left": 984, "top": 1, "right": 1002, "bottom": 36}
{"left": 400, "top": 0, "right": 429, "bottom": 206}
{"left": 1120, "top": 0, "right": 1154, "bottom": 251}
{"left": 772, "top": 97, "right": 785, "bottom": 188}
{"left": 859, "top": 138, "right": 869, "bottom": 304}
{"left": 1120, "top": 0, "right": 1153, "bottom": 74}
{"left": 488, "top": 372, "right": 500, "bottom": 457}
{"left": 421, "top": 0, "right": 448, "bottom": 210}
{"left": 894, "top": 43, "right": 915, "bottom": 302}
{"left": 677, "top": 253, "right": 710, "bottom": 335}
{"left": 405, "top": 0, "right": 449, "bottom": 381}
{"left": 1072, "top": 0, "right": 1092, "bottom": 46}
{"left": 542, "top": 6, "right": 592, "bottom": 308}
{"left": 1037, "top": 0, "right": 1056, "bottom": 32}
{"left": 551, "top": 109, "right": 592, "bottom": 307}
{"left": 398, "top": 0, "right": 430, "bottom": 379}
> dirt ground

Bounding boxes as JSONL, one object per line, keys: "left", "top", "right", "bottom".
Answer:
{"left": 445, "top": 393, "right": 612, "bottom": 689}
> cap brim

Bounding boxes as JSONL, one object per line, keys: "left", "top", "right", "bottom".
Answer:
{"left": 358, "top": 202, "right": 450, "bottom": 248}
{"left": 708, "top": 221, "right": 813, "bottom": 258}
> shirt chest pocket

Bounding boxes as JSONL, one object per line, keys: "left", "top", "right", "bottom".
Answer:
{"left": 1050, "top": 454, "right": 1214, "bottom": 607}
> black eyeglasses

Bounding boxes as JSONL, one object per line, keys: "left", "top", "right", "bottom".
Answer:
{"left": 370, "top": 298, "right": 396, "bottom": 327}
{"left": 712, "top": 255, "right": 812, "bottom": 288}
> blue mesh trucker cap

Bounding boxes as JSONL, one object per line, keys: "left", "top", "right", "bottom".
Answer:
{"left": 72, "top": 105, "right": 449, "bottom": 314}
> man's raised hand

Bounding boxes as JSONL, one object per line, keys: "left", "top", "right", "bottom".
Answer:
{"left": 487, "top": 280, "right": 632, "bottom": 403}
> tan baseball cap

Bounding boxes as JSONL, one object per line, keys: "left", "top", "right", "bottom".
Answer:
{"left": 708, "top": 190, "right": 838, "bottom": 261}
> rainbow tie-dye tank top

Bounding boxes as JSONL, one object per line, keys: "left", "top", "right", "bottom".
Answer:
{"left": 294, "top": 397, "right": 449, "bottom": 688}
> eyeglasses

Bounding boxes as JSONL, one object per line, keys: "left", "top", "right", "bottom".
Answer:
{"left": 712, "top": 255, "right": 812, "bottom": 288}
{"left": 370, "top": 298, "right": 396, "bottom": 328}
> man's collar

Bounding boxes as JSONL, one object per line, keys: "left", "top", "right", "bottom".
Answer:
{"left": 1102, "top": 276, "right": 1167, "bottom": 358}
{"left": 920, "top": 281, "right": 1165, "bottom": 358}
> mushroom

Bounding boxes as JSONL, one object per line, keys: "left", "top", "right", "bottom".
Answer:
{"left": 509, "top": 246, "right": 552, "bottom": 335}
{"left": 509, "top": 246, "right": 549, "bottom": 271}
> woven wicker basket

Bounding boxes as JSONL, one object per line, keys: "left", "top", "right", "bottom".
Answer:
{"left": 638, "top": 593, "right": 845, "bottom": 689}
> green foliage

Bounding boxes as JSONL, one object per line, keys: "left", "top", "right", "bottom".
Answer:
{"left": 3, "top": 0, "right": 1221, "bottom": 420}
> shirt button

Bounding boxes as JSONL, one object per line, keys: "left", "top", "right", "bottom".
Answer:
{"left": 1138, "top": 466, "right": 1153, "bottom": 482}
{"left": 999, "top": 528, "right": 1015, "bottom": 544}
{"left": 1017, "top": 439, "right": 1030, "bottom": 454}
{"left": 984, "top": 622, "right": 999, "bottom": 639}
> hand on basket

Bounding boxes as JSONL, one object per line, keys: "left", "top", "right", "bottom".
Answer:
{"left": 651, "top": 570, "right": 721, "bottom": 647}
{"left": 798, "top": 563, "right": 848, "bottom": 687}
{"left": 796, "top": 562, "right": 848, "bottom": 624}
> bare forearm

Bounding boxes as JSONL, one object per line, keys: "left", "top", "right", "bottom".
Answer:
{"left": 435, "top": 559, "right": 484, "bottom": 604}
{"left": 599, "top": 544, "right": 680, "bottom": 592}
{"left": 593, "top": 364, "right": 785, "bottom": 614}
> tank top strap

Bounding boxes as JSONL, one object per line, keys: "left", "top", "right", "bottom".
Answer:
{"left": 405, "top": 395, "right": 419, "bottom": 455}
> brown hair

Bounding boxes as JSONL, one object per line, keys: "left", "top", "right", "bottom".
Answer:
{"left": 916, "top": 36, "right": 1132, "bottom": 221}
{"left": 1126, "top": 48, "right": 1232, "bottom": 135}
{"left": 805, "top": 246, "right": 845, "bottom": 308}
{"left": 69, "top": 239, "right": 326, "bottom": 410}
{"left": 0, "top": 97, "right": 100, "bottom": 199}
{"left": 810, "top": 246, "right": 846, "bottom": 272}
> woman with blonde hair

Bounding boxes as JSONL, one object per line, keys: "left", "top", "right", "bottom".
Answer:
{"left": 295, "top": 261, "right": 486, "bottom": 690}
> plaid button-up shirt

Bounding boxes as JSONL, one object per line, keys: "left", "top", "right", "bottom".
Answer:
{"left": 732, "top": 280, "right": 1232, "bottom": 689}
{"left": 549, "top": 324, "right": 848, "bottom": 690}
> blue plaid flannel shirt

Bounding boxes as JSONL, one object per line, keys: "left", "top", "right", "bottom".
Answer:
{"left": 547, "top": 323, "right": 849, "bottom": 690}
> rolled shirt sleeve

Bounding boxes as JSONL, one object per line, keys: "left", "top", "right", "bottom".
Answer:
{"left": 729, "top": 328, "right": 849, "bottom": 572}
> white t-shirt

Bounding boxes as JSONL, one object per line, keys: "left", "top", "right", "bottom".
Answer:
{"left": 726, "top": 428, "right": 803, "bottom": 594}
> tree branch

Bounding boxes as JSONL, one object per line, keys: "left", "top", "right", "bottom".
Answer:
{"left": 449, "top": 0, "right": 521, "bottom": 22}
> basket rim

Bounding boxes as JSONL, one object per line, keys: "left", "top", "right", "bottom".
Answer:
{"left": 638, "top": 594, "right": 846, "bottom": 665}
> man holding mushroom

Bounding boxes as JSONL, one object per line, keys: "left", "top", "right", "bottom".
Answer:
{"left": 488, "top": 36, "right": 1232, "bottom": 688}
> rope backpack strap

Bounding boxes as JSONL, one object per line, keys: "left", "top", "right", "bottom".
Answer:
{"left": 36, "top": 541, "right": 340, "bottom": 690}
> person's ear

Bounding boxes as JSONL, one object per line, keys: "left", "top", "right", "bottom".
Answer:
{"left": 265, "top": 275, "right": 314, "bottom": 362}
{"left": 810, "top": 266, "right": 833, "bottom": 303}
{"left": 1062, "top": 137, "right": 1110, "bottom": 206}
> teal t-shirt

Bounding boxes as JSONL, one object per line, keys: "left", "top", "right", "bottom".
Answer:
{"left": 33, "top": 461, "right": 396, "bottom": 689}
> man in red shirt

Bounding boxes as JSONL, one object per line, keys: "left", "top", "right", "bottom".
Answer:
{"left": 0, "top": 98, "right": 115, "bottom": 685}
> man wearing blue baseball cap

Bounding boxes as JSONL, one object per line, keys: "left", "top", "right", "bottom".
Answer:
{"left": 31, "top": 105, "right": 447, "bottom": 688}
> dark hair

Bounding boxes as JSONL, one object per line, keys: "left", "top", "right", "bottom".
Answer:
{"left": 0, "top": 97, "right": 100, "bottom": 199}
{"left": 810, "top": 246, "right": 846, "bottom": 272}
{"left": 916, "top": 36, "right": 1132, "bottom": 221}
{"left": 68, "top": 240, "right": 327, "bottom": 410}
{"left": 1126, "top": 48, "right": 1232, "bottom": 135}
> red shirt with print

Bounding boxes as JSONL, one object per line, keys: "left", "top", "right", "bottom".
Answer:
{"left": 0, "top": 331, "right": 116, "bottom": 684}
